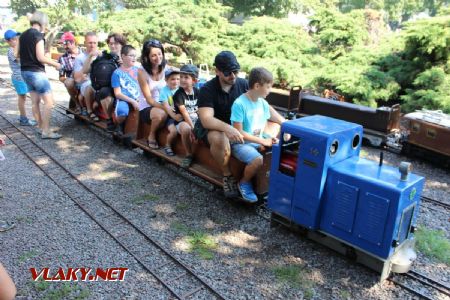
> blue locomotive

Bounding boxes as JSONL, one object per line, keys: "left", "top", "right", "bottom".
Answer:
{"left": 268, "top": 115, "right": 425, "bottom": 280}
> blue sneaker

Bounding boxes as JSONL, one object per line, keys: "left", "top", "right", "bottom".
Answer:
{"left": 19, "top": 117, "right": 37, "bottom": 126}
{"left": 238, "top": 182, "right": 258, "bottom": 203}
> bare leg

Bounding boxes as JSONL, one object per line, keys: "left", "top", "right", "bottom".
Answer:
{"left": 40, "top": 92, "right": 55, "bottom": 134}
{"left": 17, "top": 94, "right": 27, "bottom": 118}
{"left": 179, "top": 122, "right": 192, "bottom": 155}
{"left": 241, "top": 156, "right": 263, "bottom": 183}
{"left": 84, "top": 86, "right": 95, "bottom": 114}
{"left": 100, "top": 97, "right": 112, "bottom": 118}
{"left": 30, "top": 92, "right": 41, "bottom": 128}
{"left": 64, "top": 78, "right": 79, "bottom": 110}
{"left": 207, "top": 130, "right": 231, "bottom": 176}
{"left": 148, "top": 107, "right": 167, "bottom": 142}
{"left": 0, "top": 263, "right": 16, "bottom": 300}
{"left": 166, "top": 124, "right": 178, "bottom": 148}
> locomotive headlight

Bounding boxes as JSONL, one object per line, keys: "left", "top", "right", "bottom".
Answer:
{"left": 329, "top": 139, "right": 339, "bottom": 156}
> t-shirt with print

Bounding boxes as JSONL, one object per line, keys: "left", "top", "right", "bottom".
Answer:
{"left": 173, "top": 87, "right": 199, "bottom": 124}
{"left": 7, "top": 48, "right": 23, "bottom": 81}
{"left": 230, "top": 93, "right": 270, "bottom": 138}
{"left": 111, "top": 66, "right": 140, "bottom": 101}
{"left": 73, "top": 52, "right": 90, "bottom": 84}
{"left": 197, "top": 76, "right": 248, "bottom": 124}
{"left": 159, "top": 85, "right": 178, "bottom": 106}
{"left": 19, "top": 28, "right": 45, "bottom": 72}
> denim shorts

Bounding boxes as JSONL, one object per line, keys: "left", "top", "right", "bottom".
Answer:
{"left": 12, "top": 78, "right": 29, "bottom": 95}
{"left": 116, "top": 100, "right": 130, "bottom": 117}
{"left": 21, "top": 71, "right": 51, "bottom": 94}
{"left": 231, "top": 142, "right": 262, "bottom": 164}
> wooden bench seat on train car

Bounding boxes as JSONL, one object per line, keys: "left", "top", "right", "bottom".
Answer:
{"left": 133, "top": 117, "right": 272, "bottom": 196}
{"left": 66, "top": 99, "right": 139, "bottom": 142}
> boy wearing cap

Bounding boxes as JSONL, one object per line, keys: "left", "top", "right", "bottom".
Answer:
{"left": 4, "top": 29, "right": 36, "bottom": 126}
{"left": 58, "top": 32, "right": 80, "bottom": 111}
{"left": 159, "top": 68, "right": 181, "bottom": 156}
{"left": 173, "top": 64, "right": 199, "bottom": 167}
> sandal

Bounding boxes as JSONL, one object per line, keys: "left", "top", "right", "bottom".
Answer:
{"left": 0, "top": 220, "right": 15, "bottom": 232}
{"left": 181, "top": 155, "right": 193, "bottom": 168}
{"left": 148, "top": 140, "right": 159, "bottom": 150}
{"left": 89, "top": 113, "right": 99, "bottom": 122}
{"left": 41, "top": 132, "right": 62, "bottom": 139}
{"left": 163, "top": 146, "right": 175, "bottom": 156}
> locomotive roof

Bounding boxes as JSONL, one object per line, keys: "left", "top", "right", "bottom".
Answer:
{"left": 405, "top": 110, "right": 450, "bottom": 129}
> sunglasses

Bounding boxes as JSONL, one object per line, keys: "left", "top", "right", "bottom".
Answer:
{"left": 222, "top": 70, "right": 239, "bottom": 77}
{"left": 144, "top": 39, "right": 162, "bottom": 48}
{"left": 63, "top": 41, "right": 74, "bottom": 45}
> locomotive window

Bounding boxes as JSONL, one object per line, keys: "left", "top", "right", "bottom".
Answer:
{"left": 279, "top": 137, "right": 300, "bottom": 177}
{"left": 426, "top": 129, "right": 436, "bottom": 139}
{"left": 412, "top": 122, "right": 420, "bottom": 133}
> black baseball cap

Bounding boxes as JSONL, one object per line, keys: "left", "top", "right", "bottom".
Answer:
{"left": 214, "top": 51, "right": 240, "bottom": 72}
{"left": 180, "top": 64, "right": 199, "bottom": 78}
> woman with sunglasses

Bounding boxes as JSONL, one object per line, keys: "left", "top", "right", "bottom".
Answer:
{"left": 138, "top": 39, "right": 170, "bottom": 149}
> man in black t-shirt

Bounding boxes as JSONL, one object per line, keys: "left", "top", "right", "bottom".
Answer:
{"left": 196, "top": 51, "right": 248, "bottom": 198}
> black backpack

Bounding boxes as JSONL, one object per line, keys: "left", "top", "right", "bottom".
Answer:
{"left": 90, "top": 51, "right": 120, "bottom": 91}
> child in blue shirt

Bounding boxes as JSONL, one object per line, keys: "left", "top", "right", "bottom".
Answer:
{"left": 4, "top": 29, "right": 36, "bottom": 126}
{"left": 230, "top": 67, "right": 285, "bottom": 203}
{"left": 111, "top": 45, "right": 140, "bottom": 130}
{"left": 159, "top": 68, "right": 181, "bottom": 156}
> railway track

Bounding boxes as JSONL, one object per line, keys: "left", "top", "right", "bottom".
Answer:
{"left": 0, "top": 112, "right": 226, "bottom": 300}
{"left": 389, "top": 270, "right": 450, "bottom": 300}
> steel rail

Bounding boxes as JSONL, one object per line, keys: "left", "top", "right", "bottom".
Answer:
{"left": 0, "top": 113, "right": 226, "bottom": 300}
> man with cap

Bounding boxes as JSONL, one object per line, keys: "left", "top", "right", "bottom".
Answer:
{"left": 4, "top": 29, "right": 37, "bottom": 126}
{"left": 58, "top": 31, "right": 80, "bottom": 111}
{"left": 196, "top": 51, "right": 248, "bottom": 198}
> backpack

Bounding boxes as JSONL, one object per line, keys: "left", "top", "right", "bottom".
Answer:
{"left": 90, "top": 51, "right": 120, "bottom": 91}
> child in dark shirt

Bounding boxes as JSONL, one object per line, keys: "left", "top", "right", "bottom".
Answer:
{"left": 173, "top": 64, "right": 199, "bottom": 168}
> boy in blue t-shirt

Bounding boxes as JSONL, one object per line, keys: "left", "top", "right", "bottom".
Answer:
{"left": 111, "top": 45, "right": 140, "bottom": 130}
{"left": 230, "top": 67, "right": 285, "bottom": 203}
{"left": 159, "top": 68, "right": 181, "bottom": 156}
{"left": 4, "top": 29, "right": 36, "bottom": 126}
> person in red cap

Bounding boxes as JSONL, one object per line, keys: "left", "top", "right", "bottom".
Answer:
{"left": 58, "top": 31, "right": 81, "bottom": 112}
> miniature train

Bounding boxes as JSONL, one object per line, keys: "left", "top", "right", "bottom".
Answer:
{"left": 65, "top": 96, "right": 425, "bottom": 280}
{"left": 266, "top": 88, "right": 450, "bottom": 168}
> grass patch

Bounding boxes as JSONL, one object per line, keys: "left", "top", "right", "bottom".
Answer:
{"left": 131, "top": 193, "right": 159, "bottom": 205}
{"left": 340, "top": 290, "right": 351, "bottom": 299}
{"left": 272, "top": 265, "right": 314, "bottom": 298}
{"left": 176, "top": 202, "right": 189, "bottom": 212}
{"left": 415, "top": 227, "right": 450, "bottom": 264}
{"left": 171, "top": 221, "right": 190, "bottom": 234}
{"left": 19, "top": 250, "right": 39, "bottom": 263}
{"left": 187, "top": 231, "right": 218, "bottom": 260}
{"left": 31, "top": 280, "right": 89, "bottom": 300}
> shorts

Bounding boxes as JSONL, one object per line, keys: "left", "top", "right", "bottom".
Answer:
{"left": 166, "top": 118, "right": 176, "bottom": 127}
{"left": 193, "top": 121, "right": 209, "bottom": 144}
{"left": 231, "top": 142, "right": 262, "bottom": 164}
{"left": 116, "top": 100, "right": 130, "bottom": 117}
{"left": 21, "top": 71, "right": 51, "bottom": 94}
{"left": 94, "top": 86, "right": 113, "bottom": 103}
{"left": 80, "top": 80, "right": 92, "bottom": 97}
{"left": 139, "top": 106, "right": 152, "bottom": 124}
{"left": 12, "top": 78, "right": 29, "bottom": 95}
{"left": 176, "top": 119, "right": 197, "bottom": 134}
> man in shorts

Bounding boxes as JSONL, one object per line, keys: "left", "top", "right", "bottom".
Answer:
{"left": 58, "top": 31, "right": 81, "bottom": 111}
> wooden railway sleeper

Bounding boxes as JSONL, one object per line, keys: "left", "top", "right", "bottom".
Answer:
{"left": 181, "top": 286, "right": 203, "bottom": 299}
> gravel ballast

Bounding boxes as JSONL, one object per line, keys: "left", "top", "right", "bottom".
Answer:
{"left": 0, "top": 55, "right": 449, "bottom": 299}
